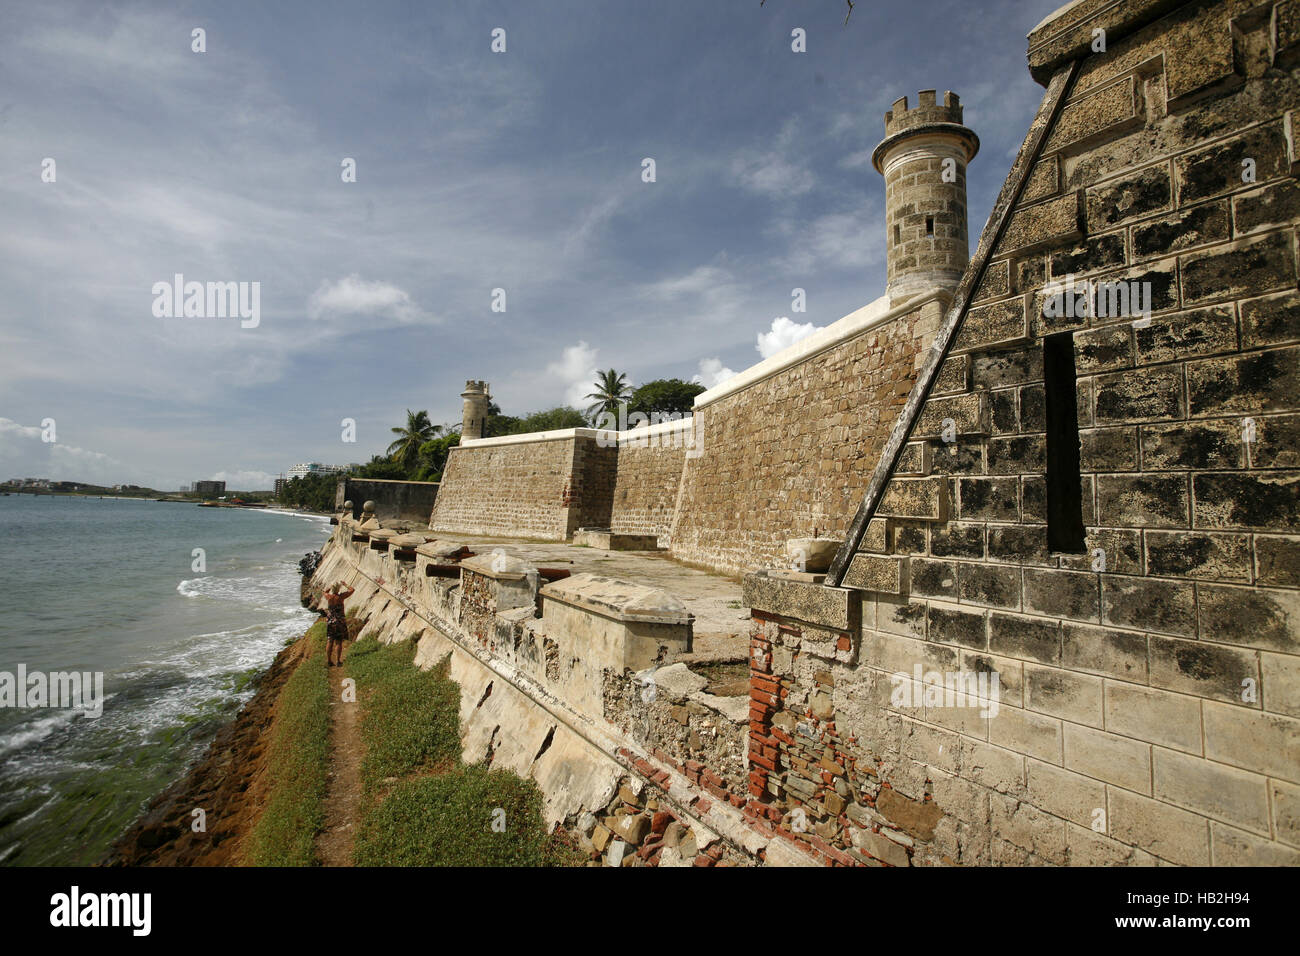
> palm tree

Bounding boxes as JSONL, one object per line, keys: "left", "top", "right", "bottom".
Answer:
{"left": 584, "top": 369, "right": 632, "bottom": 423}
{"left": 387, "top": 409, "right": 441, "bottom": 471}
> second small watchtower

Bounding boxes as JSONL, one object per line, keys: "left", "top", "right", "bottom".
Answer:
{"left": 460, "top": 380, "right": 490, "bottom": 440}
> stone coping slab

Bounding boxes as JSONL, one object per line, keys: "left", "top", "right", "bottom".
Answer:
{"left": 573, "top": 529, "right": 661, "bottom": 551}
{"left": 415, "top": 539, "right": 470, "bottom": 560}
{"left": 1027, "top": 0, "right": 1189, "bottom": 85}
{"left": 743, "top": 570, "right": 855, "bottom": 631}
{"left": 460, "top": 552, "right": 538, "bottom": 582}
{"left": 541, "top": 573, "right": 692, "bottom": 625}
{"left": 408, "top": 534, "right": 744, "bottom": 633}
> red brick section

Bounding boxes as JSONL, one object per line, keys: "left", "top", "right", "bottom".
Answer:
{"left": 614, "top": 625, "right": 880, "bottom": 868}
{"left": 748, "top": 624, "right": 778, "bottom": 798}
{"left": 743, "top": 615, "right": 903, "bottom": 867}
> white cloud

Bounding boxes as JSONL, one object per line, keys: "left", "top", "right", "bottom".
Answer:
{"left": 757, "top": 316, "right": 821, "bottom": 359}
{"left": 642, "top": 264, "right": 732, "bottom": 300}
{"left": 0, "top": 418, "right": 42, "bottom": 441}
{"left": 838, "top": 149, "right": 875, "bottom": 170}
{"left": 546, "top": 341, "right": 600, "bottom": 409}
{"left": 564, "top": 192, "right": 626, "bottom": 256}
{"left": 692, "top": 357, "right": 737, "bottom": 389}
{"left": 307, "top": 275, "right": 434, "bottom": 326}
{"left": 732, "top": 153, "right": 815, "bottom": 197}
{"left": 731, "top": 119, "right": 815, "bottom": 197}
{"left": 776, "top": 200, "right": 884, "bottom": 272}
{"left": 637, "top": 264, "right": 751, "bottom": 328}
{"left": 0, "top": 417, "right": 125, "bottom": 485}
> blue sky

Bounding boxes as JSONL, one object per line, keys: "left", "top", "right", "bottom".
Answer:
{"left": 0, "top": 0, "right": 1061, "bottom": 490}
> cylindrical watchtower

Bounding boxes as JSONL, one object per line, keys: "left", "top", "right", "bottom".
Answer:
{"left": 460, "top": 380, "right": 490, "bottom": 440}
{"left": 872, "top": 90, "right": 979, "bottom": 306}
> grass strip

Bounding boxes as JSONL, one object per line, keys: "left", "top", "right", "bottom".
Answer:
{"left": 245, "top": 623, "right": 330, "bottom": 866}
{"left": 346, "top": 634, "right": 582, "bottom": 866}
{"left": 344, "top": 637, "right": 461, "bottom": 790}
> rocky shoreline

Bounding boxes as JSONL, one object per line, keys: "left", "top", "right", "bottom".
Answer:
{"left": 102, "top": 633, "right": 314, "bottom": 867}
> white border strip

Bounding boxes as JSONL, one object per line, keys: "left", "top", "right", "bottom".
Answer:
{"left": 459, "top": 415, "right": 696, "bottom": 450}
{"left": 459, "top": 426, "right": 617, "bottom": 449}
{"left": 692, "top": 291, "right": 945, "bottom": 409}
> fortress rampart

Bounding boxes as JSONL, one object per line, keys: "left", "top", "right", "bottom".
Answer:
{"left": 431, "top": 293, "right": 946, "bottom": 574}
{"left": 338, "top": 0, "right": 1299, "bottom": 867}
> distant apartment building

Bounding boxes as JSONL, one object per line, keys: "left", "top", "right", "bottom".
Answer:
{"left": 194, "top": 480, "right": 226, "bottom": 497}
{"left": 286, "top": 462, "right": 345, "bottom": 479}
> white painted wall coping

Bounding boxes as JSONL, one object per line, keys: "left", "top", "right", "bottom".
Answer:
{"left": 693, "top": 289, "right": 948, "bottom": 409}
{"left": 458, "top": 414, "right": 697, "bottom": 449}
{"left": 459, "top": 427, "right": 617, "bottom": 448}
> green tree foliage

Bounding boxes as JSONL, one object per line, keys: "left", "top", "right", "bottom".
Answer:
{"left": 278, "top": 473, "right": 337, "bottom": 512}
{"left": 486, "top": 404, "right": 587, "bottom": 437}
{"left": 626, "top": 378, "right": 704, "bottom": 418}
{"left": 386, "top": 409, "right": 441, "bottom": 471}
{"left": 483, "top": 400, "right": 520, "bottom": 438}
{"left": 415, "top": 434, "right": 460, "bottom": 481}
{"left": 584, "top": 369, "right": 632, "bottom": 423}
{"left": 513, "top": 406, "right": 589, "bottom": 433}
{"left": 354, "top": 454, "right": 408, "bottom": 480}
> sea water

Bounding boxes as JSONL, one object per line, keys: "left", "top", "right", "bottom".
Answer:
{"left": 0, "top": 495, "right": 327, "bottom": 865}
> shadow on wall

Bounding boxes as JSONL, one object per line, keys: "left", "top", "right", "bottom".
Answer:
{"left": 336, "top": 478, "right": 439, "bottom": 522}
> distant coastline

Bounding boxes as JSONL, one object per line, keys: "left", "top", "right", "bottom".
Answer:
{"left": 2, "top": 490, "right": 333, "bottom": 516}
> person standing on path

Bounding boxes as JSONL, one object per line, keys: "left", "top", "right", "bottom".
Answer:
{"left": 323, "top": 581, "right": 355, "bottom": 667}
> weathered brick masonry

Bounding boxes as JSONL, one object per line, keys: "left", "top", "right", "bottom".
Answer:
{"left": 742, "top": 0, "right": 1300, "bottom": 865}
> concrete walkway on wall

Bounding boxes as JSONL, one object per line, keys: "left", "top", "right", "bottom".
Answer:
{"left": 427, "top": 534, "right": 751, "bottom": 639}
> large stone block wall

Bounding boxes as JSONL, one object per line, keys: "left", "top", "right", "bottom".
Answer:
{"left": 335, "top": 478, "right": 438, "bottom": 523}
{"left": 429, "top": 435, "right": 580, "bottom": 539}
{"left": 609, "top": 437, "right": 689, "bottom": 545}
{"left": 429, "top": 305, "right": 941, "bottom": 566}
{"left": 670, "top": 302, "right": 943, "bottom": 575}
{"left": 570, "top": 439, "right": 619, "bottom": 533}
{"left": 798, "top": 0, "right": 1300, "bottom": 866}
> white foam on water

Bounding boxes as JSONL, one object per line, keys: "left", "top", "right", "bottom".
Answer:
{"left": 0, "top": 495, "right": 329, "bottom": 863}
{"left": 0, "top": 709, "right": 84, "bottom": 757}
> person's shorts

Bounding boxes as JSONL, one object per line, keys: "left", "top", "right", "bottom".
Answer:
{"left": 326, "top": 620, "right": 348, "bottom": 643}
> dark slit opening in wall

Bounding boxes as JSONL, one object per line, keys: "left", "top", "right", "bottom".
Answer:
{"left": 1044, "top": 331, "right": 1086, "bottom": 553}
{"left": 893, "top": 223, "right": 901, "bottom": 246}
{"left": 925, "top": 215, "right": 934, "bottom": 236}
{"left": 533, "top": 725, "right": 555, "bottom": 763}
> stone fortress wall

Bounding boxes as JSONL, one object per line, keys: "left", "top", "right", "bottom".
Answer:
{"left": 429, "top": 429, "right": 615, "bottom": 540}
{"left": 432, "top": 295, "right": 947, "bottom": 573}
{"left": 609, "top": 419, "right": 694, "bottom": 543}
{"left": 746, "top": 0, "right": 1300, "bottom": 866}
{"left": 399, "top": 0, "right": 1300, "bottom": 866}
{"left": 670, "top": 294, "right": 947, "bottom": 572}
